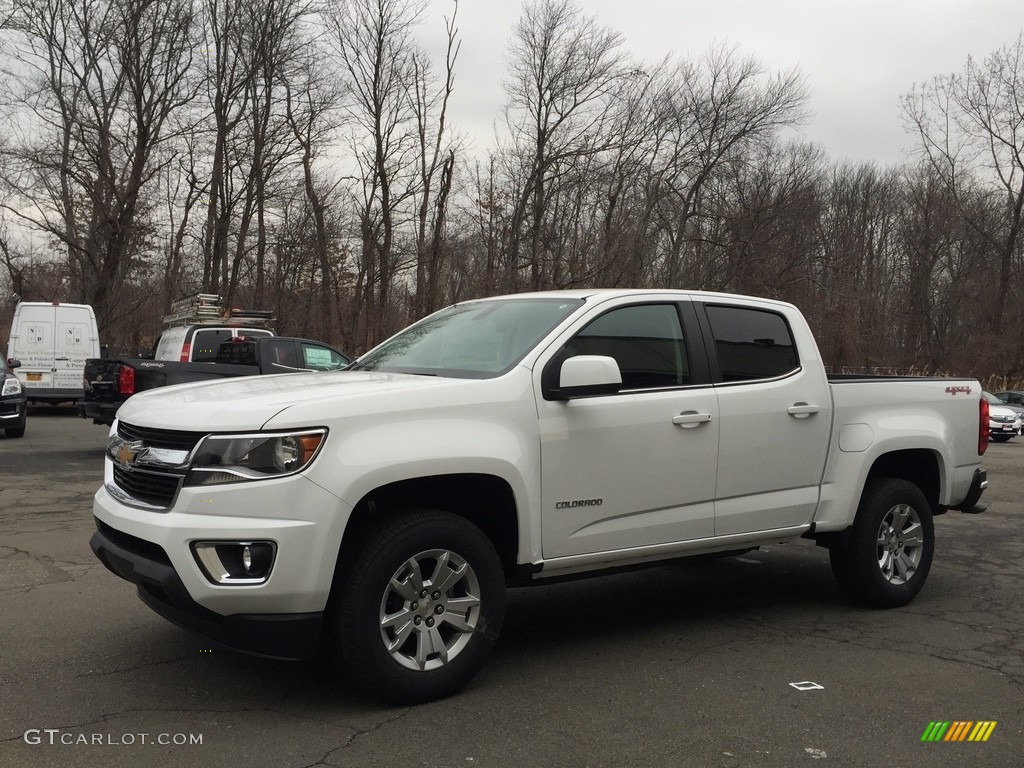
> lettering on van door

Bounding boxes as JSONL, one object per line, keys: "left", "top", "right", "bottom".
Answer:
{"left": 26, "top": 324, "right": 46, "bottom": 345}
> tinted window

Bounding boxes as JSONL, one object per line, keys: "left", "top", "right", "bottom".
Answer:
{"left": 188, "top": 328, "right": 273, "bottom": 361}
{"left": 705, "top": 306, "right": 798, "bottom": 382}
{"left": 564, "top": 304, "right": 689, "bottom": 390}
{"left": 266, "top": 339, "right": 299, "bottom": 368}
{"left": 217, "top": 341, "right": 258, "bottom": 365}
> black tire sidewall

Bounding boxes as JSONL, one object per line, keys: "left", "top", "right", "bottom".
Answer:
{"left": 831, "top": 478, "right": 935, "bottom": 608}
{"left": 331, "top": 510, "right": 506, "bottom": 705}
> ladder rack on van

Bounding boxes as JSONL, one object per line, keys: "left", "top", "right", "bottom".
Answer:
{"left": 161, "top": 294, "right": 276, "bottom": 328}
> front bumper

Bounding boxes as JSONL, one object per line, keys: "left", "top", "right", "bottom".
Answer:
{"left": 91, "top": 472, "right": 352, "bottom": 660}
{"left": 91, "top": 519, "right": 322, "bottom": 659}
{"left": 989, "top": 422, "right": 1019, "bottom": 435}
{"left": 0, "top": 395, "right": 26, "bottom": 426}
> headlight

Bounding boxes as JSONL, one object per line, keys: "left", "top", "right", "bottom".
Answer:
{"left": 2, "top": 377, "right": 22, "bottom": 396}
{"left": 184, "top": 429, "right": 326, "bottom": 486}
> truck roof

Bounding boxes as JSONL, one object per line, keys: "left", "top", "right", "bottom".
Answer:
{"left": 460, "top": 288, "right": 797, "bottom": 310}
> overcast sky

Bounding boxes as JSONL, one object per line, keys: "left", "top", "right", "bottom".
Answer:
{"left": 423, "top": 0, "right": 1023, "bottom": 166}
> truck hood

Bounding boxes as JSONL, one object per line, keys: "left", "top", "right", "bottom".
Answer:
{"left": 114, "top": 371, "right": 487, "bottom": 431}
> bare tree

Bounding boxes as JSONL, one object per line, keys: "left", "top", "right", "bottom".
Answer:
{"left": 327, "top": 0, "right": 428, "bottom": 347}
{"left": 0, "top": 0, "right": 197, "bottom": 332}
{"left": 902, "top": 33, "right": 1024, "bottom": 336}
{"left": 503, "top": 0, "right": 627, "bottom": 290}
{"left": 410, "top": 0, "right": 459, "bottom": 318}
{"left": 284, "top": 48, "right": 345, "bottom": 344}
{"left": 646, "top": 45, "right": 808, "bottom": 288}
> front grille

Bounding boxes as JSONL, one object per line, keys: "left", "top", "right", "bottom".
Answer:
{"left": 113, "top": 465, "right": 186, "bottom": 508}
{"left": 117, "top": 421, "right": 206, "bottom": 452}
{"left": 111, "top": 422, "right": 206, "bottom": 508}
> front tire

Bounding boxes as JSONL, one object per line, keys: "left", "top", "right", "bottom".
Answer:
{"left": 829, "top": 478, "right": 934, "bottom": 608}
{"left": 329, "top": 509, "right": 506, "bottom": 705}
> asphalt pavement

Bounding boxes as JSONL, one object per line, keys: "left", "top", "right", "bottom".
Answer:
{"left": 1, "top": 406, "right": 1021, "bottom": 767}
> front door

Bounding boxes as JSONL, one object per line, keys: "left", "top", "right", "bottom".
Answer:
{"left": 537, "top": 301, "right": 720, "bottom": 559}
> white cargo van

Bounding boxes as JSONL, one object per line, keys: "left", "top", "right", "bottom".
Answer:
{"left": 6, "top": 302, "right": 100, "bottom": 404}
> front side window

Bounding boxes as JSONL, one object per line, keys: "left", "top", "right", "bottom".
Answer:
{"left": 563, "top": 304, "right": 689, "bottom": 390}
{"left": 705, "top": 305, "right": 798, "bottom": 382}
{"left": 352, "top": 298, "right": 583, "bottom": 378}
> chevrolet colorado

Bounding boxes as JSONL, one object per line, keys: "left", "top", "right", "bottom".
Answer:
{"left": 89, "top": 289, "right": 989, "bottom": 704}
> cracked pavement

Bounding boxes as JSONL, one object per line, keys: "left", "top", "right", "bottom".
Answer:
{"left": 0, "top": 407, "right": 1021, "bottom": 767}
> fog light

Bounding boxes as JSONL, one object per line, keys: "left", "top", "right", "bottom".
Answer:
{"left": 192, "top": 541, "right": 276, "bottom": 585}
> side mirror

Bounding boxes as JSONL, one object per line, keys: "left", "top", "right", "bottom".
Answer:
{"left": 546, "top": 355, "right": 622, "bottom": 401}
{"left": 6, "top": 358, "right": 20, "bottom": 369}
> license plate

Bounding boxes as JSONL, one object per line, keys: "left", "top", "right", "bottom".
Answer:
{"left": 26, "top": 373, "right": 42, "bottom": 381}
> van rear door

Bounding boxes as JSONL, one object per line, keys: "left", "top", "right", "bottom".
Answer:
{"left": 8, "top": 303, "right": 56, "bottom": 396}
{"left": 7, "top": 302, "right": 99, "bottom": 403}
{"left": 53, "top": 305, "right": 99, "bottom": 394}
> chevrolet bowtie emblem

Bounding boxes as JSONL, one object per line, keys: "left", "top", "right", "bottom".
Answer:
{"left": 116, "top": 440, "right": 149, "bottom": 468}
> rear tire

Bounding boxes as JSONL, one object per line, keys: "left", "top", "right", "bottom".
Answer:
{"left": 328, "top": 509, "right": 506, "bottom": 705}
{"left": 830, "top": 478, "right": 934, "bottom": 608}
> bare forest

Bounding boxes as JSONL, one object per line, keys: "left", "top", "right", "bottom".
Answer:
{"left": 2, "top": 0, "right": 1024, "bottom": 384}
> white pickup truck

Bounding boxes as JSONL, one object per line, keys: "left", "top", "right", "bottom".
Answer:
{"left": 90, "top": 289, "right": 989, "bottom": 704}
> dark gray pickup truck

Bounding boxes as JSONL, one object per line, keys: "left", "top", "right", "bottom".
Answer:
{"left": 79, "top": 336, "right": 350, "bottom": 425}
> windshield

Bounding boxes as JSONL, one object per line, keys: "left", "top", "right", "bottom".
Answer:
{"left": 352, "top": 297, "right": 584, "bottom": 378}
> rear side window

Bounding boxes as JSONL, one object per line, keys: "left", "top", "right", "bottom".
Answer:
{"left": 705, "top": 306, "right": 798, "bottom": 382}
{"left": 266, "top": 339, "right": 299, "bottom": 368}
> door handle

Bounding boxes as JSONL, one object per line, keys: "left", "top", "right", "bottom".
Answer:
{"left": 787, "top": 403, "right": 820, "bottom": 418}
{"left": 672, "top": 411, "right": 712, "bottom": 428}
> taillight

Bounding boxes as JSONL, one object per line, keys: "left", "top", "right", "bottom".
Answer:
{"left": 118, "top": 365, "right": 136, "bottom": 396}
{"left": 979, "top": 396, "right": 989, "bottom": 455}
{"left": 180, "top": 342, "right": 190, "bottom": 361}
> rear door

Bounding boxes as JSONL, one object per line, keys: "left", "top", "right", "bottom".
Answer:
{"left": 697, "top": 301, "right": 832, "bottom": 535}
{"left": 53, "top": 306, "right": 96, "bottom": 392}
{"left": 11, "top": 304, "right": 56, "bottom": 394}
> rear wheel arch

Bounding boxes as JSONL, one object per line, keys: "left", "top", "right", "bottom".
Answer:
{"left": 865, "top": 449, "right": 941, "bottom": 513}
